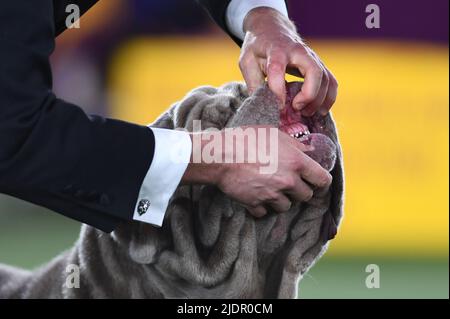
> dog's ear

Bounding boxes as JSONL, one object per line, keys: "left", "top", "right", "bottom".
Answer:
{"left": 316, "top": 112, "right": 345, "bottom": 239}
{"left": 303, "top": 116, "right": 344, "bottom": 244}
{"left": 323, "top": 140, "right": 345, "bottom": 240}
{"left": 151, "top": 109, "right": 175, "bottom": 129}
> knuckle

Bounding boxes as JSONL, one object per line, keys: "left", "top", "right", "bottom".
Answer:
{"left": 239, "top": 54, "right": 253, "bottom": 69}
{"left": 330, "top": 76, "right": 339, "bottom": 90}
{"left": 263, "top": 190, "right": 276, "bottom": 202}
{"left": 310, "top": 64, "right": 324, "bottom": 78}
{"left": 292, "top": 45, "right": 307, "bottom": 56}
{"left": 249, "top": 199, "right": 261, "bottom": 208}
{"left": 267, "top": 61, "right": 285, "bottom": 74}
{"left": 326, "top": 71, "right": 338, "bottom": 89}
{"left": 322, "top": 70, "right": 330, "bottom": 86}
{"left": 270, "top": 193, "right": 281, "bottom": 202}
{"left": 269, "top": 47, "right": 286, "bottom": 58}
{"left": 282, "top": 176, "right": 296, "bottom": 190}
{"left": 318, "top": 172, "right": 333, "bottom": 187}
{"left": 268, "top": 51, "right": 287, "bottom": 65}
{"left": 272, "top": 174, "right": 286, "bottom": 187}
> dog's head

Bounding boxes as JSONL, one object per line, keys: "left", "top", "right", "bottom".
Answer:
{"left": 111, "top": 82, "right": 344, "bottom": 298}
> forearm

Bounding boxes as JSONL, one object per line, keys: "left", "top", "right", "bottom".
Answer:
{"left": 197, "top": 0, "right": 288, "bottom": 44}
{"left": 0, "top": 91, "right": 155, "bottom": 225}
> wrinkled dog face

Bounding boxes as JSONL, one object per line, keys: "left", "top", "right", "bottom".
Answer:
{"left": 111, "top": 82, "right": 344, "bottom": 298}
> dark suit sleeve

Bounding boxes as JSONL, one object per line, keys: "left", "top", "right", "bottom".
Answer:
{"left": 53, "top": 0, "right": 99, "bottom": 36}
{"left": 196, "top": 0, "right": 289, "bottom": 46}
{"left": 0, "top": 1, "right": 155, "bottom": 232}
{"left": 196, "top": 0, "right": 242, "bottom": 45}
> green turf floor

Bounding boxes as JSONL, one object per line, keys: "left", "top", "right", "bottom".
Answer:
{"left": 299, "top": 255, "right": 448, "bottom": 299}
{"left": 1, "top": 195, "right": 448, "bottom": 299}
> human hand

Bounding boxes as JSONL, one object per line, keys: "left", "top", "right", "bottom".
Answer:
{"left": 239, "top": 7, "right": 338, "bottom": 116}
{"left": 182, "top": 126, "right": 332, "bottom": 218}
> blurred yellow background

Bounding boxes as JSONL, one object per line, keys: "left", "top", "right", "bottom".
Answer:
{"left": 108, "top": 38, "right": 449, "bottom": 257}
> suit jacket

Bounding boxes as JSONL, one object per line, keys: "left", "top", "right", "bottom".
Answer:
{"left": 0, "top": 0, "right": 234, "bottom": 232}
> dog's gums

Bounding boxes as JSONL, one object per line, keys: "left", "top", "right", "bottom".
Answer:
{"left": 279, "top": 83, "right": 310, "bottom": 138}
{"left": 279, "top": 82, "right": 337, "bottom": 172}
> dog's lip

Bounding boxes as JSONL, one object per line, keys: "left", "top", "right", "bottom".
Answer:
{"left": 279, "top": 81, "right": 334, "bottom": 140}
{"left": 279, "top": 101, "right": 334, "bottom": 141}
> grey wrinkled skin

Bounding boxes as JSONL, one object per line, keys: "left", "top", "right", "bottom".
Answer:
{"left": 0, "top": 82, "right": 344, "bottom": 299}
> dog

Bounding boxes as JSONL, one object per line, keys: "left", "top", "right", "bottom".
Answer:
{"left": 0, "top": 82, "right": 344, "bottom": 299}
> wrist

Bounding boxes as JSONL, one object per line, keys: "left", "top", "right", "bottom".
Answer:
{"left": 181, "top": 131, "right": 228, "bottom": 186}
{"left": 243, "top": 7, "right": 295, "bottom": 35}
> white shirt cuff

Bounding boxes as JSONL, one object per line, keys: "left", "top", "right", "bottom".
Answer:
{"left": 226, "top": 0, "right": 289, "bottom": 40}
{"left": 132, "top": 128, "right": 192, "bottom": 227}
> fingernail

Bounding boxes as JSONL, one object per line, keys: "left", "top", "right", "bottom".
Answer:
{"left": 295, "top": 102, "right": 307, "bottom": 110}
{"left": 319, "top": 107, "right": 329, "bottom": 116}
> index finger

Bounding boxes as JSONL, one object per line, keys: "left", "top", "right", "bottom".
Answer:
{"left": 239, "top": 53, "right": 265, "bottom": 95}
{"left": 266, "top": 52, "right": 288, "bottom": 107}
{"left": 290, "top": 52, "right": 324, "bottom": 111}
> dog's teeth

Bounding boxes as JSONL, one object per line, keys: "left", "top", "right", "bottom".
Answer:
{"left": 290, "top": 131, "right": 311, "bottom": 139}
